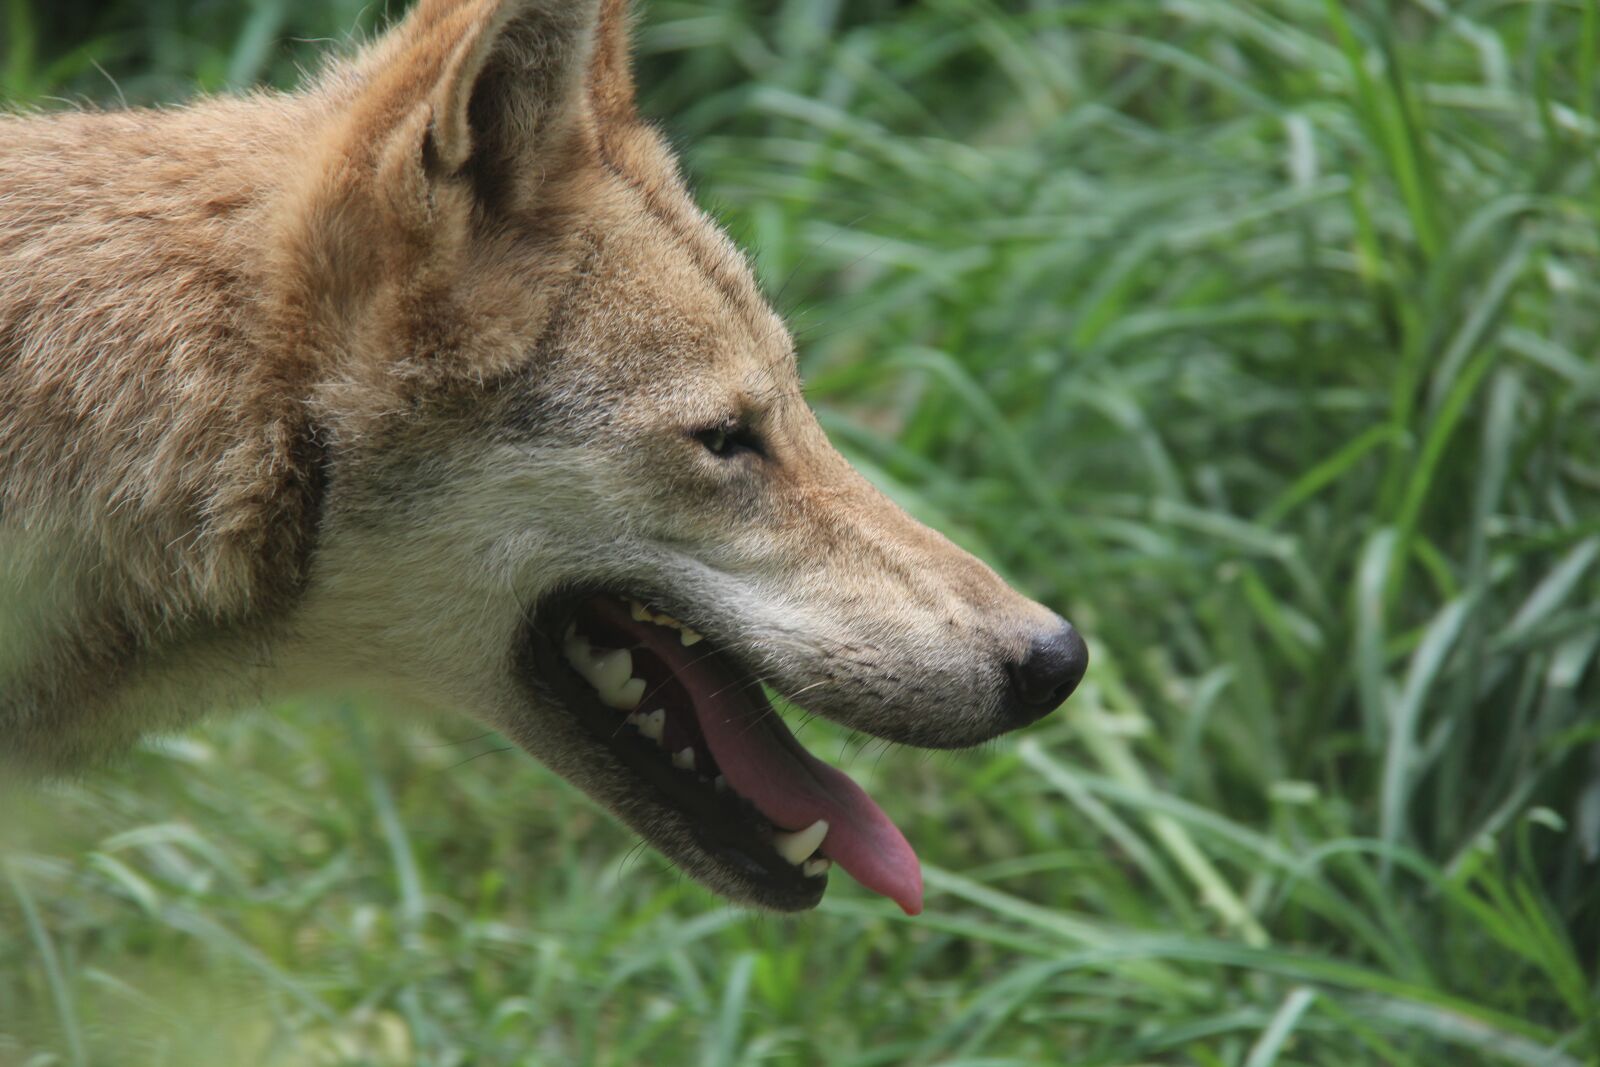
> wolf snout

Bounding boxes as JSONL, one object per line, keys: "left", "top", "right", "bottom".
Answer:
{"left": 1004, "top": 617, "right": 1089, "bottom": 725}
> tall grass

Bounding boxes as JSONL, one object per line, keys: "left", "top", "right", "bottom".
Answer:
{"left": 3, "top": 1, "right": 1599, "bottom": 1064}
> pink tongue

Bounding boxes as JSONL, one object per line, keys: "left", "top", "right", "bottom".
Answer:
{"left": 593, "top": 599, "right": 922, "bottom": 915}
{"left": 694, "top": 684, "right": 924, "bottom": 915}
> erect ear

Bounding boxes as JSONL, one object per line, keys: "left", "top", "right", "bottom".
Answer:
{"left": 422, "top": 0, "right": 608, "bottom": 176}
{"left": 338, "top": 0, "right": 629, "bottom": 210}
{"left": 587, "top": 0, "right": 638, "bottom": 129}
{"left": 276, "top": 0, "right": 639, "bottom": 335}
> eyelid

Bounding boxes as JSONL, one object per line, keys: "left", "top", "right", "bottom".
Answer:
{"left": 692, "top": 418, "right": 764, "bottom": 458}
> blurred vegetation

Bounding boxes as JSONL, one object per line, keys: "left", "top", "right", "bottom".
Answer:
{"left": 4, "top": 0, "right": 1600, "bottom": 1064}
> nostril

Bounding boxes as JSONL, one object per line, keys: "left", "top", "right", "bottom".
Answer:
{"left": 1006, "top": 619, "right": 1089, "bottom": 723}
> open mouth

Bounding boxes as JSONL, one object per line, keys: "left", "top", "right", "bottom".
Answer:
{"left": 519, "top": 591, "right": 923, "bottom": 915}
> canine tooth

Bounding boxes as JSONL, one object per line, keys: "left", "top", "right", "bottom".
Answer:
{"left": 772, "top": 820, "right": 828, "bottom": 865}
{"left": 603, "top": 677, "right": 645, "bottom": 711}
{"left": 588, "top": 648, "right": 632, "bottom": 695}
{"left": 672, "top": 747, "right": 695, "bottom": 771}
{"left": 679, "top": 626, "right": 704, "bottom": 647}
{"left": 562, "top": 634, "right": 591, "bottom": 666}
{"left": 713, "top": 775, "right": 727, "bottom": 793}
{"left": 637, "top": 708, "right": 666, "bottom": 744}
{"left": 802, "top": 857, "right": 831, "bottom": 878}
{"left": 630, "top": 600, "right": 652, "bottom": 622}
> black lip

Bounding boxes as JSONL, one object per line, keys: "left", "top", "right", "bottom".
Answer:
{"left": 514, "top": 586, "right": 825, "bottom": 907}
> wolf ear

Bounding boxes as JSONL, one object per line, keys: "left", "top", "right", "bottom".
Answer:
{"left": 342, "top": 0, "right": 638, "bottom": 208}
{"left": 408, "top": 0, "right": 603, "bottom": 177}
{"left": 279, "top": 0, "right": 637, "bottom": 326}
{"left": 432, "top": 0, "right": 644, "bottom": 177}
{"left": 587, "top": 0, "right": 638, "bottom": 128}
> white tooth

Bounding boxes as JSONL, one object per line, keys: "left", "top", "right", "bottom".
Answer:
{"left": 772, "top": 819, "right": 828, "bottom": 865}
{"left": 656, "top": 613, "right": 682, "bottom": 630}
{"left": 563, "top": 641, "right": 591, "bottom": 671}
{"left": 672, "top": 747, "right": 696, "bottom": 771}
{"left": 679, "top": 626, "right": 704, "bottom": 647}
{"left": 637, "top": 708, "right": 666, "bottom": 744}
{"left": 630, "top": 600, "right": 651, "bottom": 622}
{"left": 564, "top": 622, "right": 577, "bottom": 641}
{"left": 802, "top": 857, "right": 831, "bottom": 878}
{"left": 713, "top": 775, "right": 727, "bottom": 793}
{"left": 605, "top": 676, "right": 646, "bottom": 711}
{"left": 588, "top": 648, "right": 632, "bottom": 695}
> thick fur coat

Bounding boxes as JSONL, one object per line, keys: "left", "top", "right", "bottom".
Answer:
{"left": 0, "top": 0, "right": 1085, "bottom": 910}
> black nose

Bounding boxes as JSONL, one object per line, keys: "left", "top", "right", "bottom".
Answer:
{"left": 1006, "top": 618, "right": 1089, "bottom": 724}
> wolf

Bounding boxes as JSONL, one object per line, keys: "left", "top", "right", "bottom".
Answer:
{"left": 0, "top": 0, "right": 1087, "bottom": 914}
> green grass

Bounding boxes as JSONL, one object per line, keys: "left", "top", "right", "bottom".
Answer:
{"left": 5, "top": 0, "right": 1600, "bottom": 1063}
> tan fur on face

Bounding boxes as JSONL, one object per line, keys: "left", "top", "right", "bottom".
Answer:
{"left": 1, "top": 0, "right": 1076, "bottom": 905}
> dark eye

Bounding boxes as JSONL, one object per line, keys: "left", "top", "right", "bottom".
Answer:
{"left": 693, "top": 423, "right": 763, "bottom": 459}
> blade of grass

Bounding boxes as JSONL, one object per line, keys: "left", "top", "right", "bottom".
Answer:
{"left": 6, "top": 861, "right": 87, "bottom": 1067}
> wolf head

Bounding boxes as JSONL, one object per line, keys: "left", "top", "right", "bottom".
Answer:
{"left": 276, "top": 0, "right": 1087, "bottom": 913}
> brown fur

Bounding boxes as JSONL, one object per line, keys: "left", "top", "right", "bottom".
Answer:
{"left": 1, "top": 0, "right": 620, "bottom": 763}
{"left": 1, "top": 0, "right": 1081, "bottom": 908}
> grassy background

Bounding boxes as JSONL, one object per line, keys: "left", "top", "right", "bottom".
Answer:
{"left": 4, "top": 0, "right": 1600, "bottom": 1063}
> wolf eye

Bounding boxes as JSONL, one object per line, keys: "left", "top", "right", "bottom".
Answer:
{"left": 693, "top": 424, "right": 762, "bottom": 459}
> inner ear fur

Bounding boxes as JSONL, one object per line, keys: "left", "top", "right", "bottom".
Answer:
{"left": 327, "top": 0, "right": 639, "bottom": 218}
{"left": 274, "top": 0, "right": 637, "bottom": 340}
{"left": 429, "top": 0, "right": 598, "bottom": 175}
{"left": 374, "top": 0, "right": 603, "bottom": 199}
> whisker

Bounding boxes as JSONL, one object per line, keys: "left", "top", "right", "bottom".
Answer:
{"left": 771, "top": 211, "right": 871, "bottom": 311}
{"left": 615, "top": 840, "right": 650, "bottom": 884}
{"left": 442, "top": 746, "right": 514, "bottom": 772}
{"left": 422, "top": 730, "right": 496, "bottom": 749}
